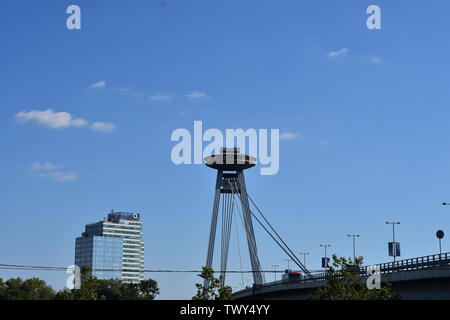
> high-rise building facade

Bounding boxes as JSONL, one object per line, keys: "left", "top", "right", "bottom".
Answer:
{"left": 75, "top": 236, "right": 123, "bottom": 280}
{"left": 75, "top": 210, "right": 145, "bottom": 283}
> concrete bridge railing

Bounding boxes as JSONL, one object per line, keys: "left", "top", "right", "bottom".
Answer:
{"left": 233, "top": 252, "right": 450, "bottom": 299}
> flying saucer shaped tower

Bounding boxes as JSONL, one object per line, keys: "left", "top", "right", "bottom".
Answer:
{"left": 204, "top": 147, "right": 264, "bottom": 287}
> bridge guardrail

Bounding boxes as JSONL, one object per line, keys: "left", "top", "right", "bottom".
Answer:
{"left": 235, "top": 252, "right": 450, "bottom": 295}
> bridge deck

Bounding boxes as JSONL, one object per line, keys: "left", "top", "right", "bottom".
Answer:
{"left": 233, "top": 252, "right": 450, "bottom": 300}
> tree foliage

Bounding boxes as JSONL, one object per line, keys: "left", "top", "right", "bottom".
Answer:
{"left": 53, "top": 266, "right": 159, "bottom": 300}
{"left": 0, "top": 277, "right": 55, "bottom": 300}
{"left": 0, "top": 272, "right": 159, "bottom": 300}
{"left": 311, "top": 255, "right": 396, "bottom": 300}
{"left": 192, "top": 266, "right": 233, "bottom": 300}
{"left": 55, "top": 277, "right": 159, "bottom": 300}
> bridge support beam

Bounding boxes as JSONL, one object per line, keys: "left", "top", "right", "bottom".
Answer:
{"left": 204, "top": 170, "right": 264, "bottom": 290}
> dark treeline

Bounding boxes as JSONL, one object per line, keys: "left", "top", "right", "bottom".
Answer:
{"left": 0, "top": 276, "right": 159, "bottom": 300}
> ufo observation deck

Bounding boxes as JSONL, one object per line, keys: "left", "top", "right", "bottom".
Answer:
{"left": 204, "top": 147, "right": 256, "bottom": 171}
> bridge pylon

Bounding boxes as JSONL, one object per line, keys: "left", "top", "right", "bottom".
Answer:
{"left": 204, "top": 147, "right": 264, "bottom": 288}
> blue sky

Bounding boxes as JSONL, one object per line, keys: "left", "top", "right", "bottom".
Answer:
{"left": 1, "top": 0, "right": 450, "bottom": 299}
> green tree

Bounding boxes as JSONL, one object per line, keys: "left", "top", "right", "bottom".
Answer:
{"left": 0, "top": 278, "right": 6, "bottom": 298}
{"left": 53, "top": 288, "right": 75, "bottom": 300}
{"left": 311, "top": 255, "right": 396, "bottom": 300}
{"left": 54, "top": 274, "right": 160, "bottom": 300}
{"left": 139, "top": 279, "right": 160, "bottom": 299}
{"left": 0, "top": 277, "right": 55, "bottom": 300}
{"left": 192, "top": 266, "right": 233, "bottom": 300}
{"left": 0, "top": 268, "right": 160, "bottom": 300}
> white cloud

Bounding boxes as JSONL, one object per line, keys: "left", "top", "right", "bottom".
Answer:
{"left": 90, "top": 80, "right": 106, "bottom": 89}
{"left": 116, "top": 87, "right": 133, "bottom": 92}
{"left": 15, "top": 109, "right": 88, "bottom": 129}
{"left": 114, "top": 87, "right": 145, "bottom": 98}
{"left": 38, "top": 171, "right": 77, "bottom": 182}
{"left": 115, "top": 87, "right": 144, "bottom": 98}
{"left": 150, "top": 93, "right": 172, "bottom": 101}
{"left": 368, "top": 56, "right": 381, "bottom": 64}
{"left": 90, "top": 122, "right": 116, "bottom": 133}
{"left": 280, "top": 132, "right": 301, "bottom": 141}
{"left": 16, "top": 109, "right": 116, "bottom": 133}
{"left": 326, "top": 48, "right": 349, "bottom": 58}
{"left": 186, "top": 91, "right": 208, "bottom": 99}
{"left": 72, "top": 118, "right": 88, "bottom": 127}
{"left": 30, "top": 162, "right": 63, "bottom": 171}
{"left": 30, "top": 162, "right": 76, "bottom": 182}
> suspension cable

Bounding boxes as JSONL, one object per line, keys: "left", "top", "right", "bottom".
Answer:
{"left": 247, "top": 194, "right": 311, "bottom": 277}
{"left": 226, "top": 180, "right": 311, "bottom": 278}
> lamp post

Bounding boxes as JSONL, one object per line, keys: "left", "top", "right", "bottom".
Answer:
{"left": 283, "top": 258, "right": 293, "bottom": 271}
{"left": 271, "top": 264, "right": 280, "bottom": 283}
{"left": 436, "top": 230, "right": 444, "bottom": 256}
{"left": 386, "top": 221, "right": 400, "bottom": 262}
{"left": 320, "top": 244, "right": 332, "bottom": 269}
{"left": 347, "top": 234, "right": 360, "bottom": 262}
{"left": 298, "top": 252, "right": 310, "bottom": 269}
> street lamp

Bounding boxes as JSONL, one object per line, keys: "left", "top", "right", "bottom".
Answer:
{"left": 320, "top": 244, "right": 332, "bottom": 269}
{"left": 386, "top": 221, "right": 400, "bottom": 263}
{"left": 271, "top": 264, "right": 280, "bottom": 283}
{"left": 436, "top": 230, "right": 445, "bottom": 256}
{"left": 347, "top": 234, "right": 360, "bottom": 262}
{"left": 298, "top": 252, "right": 310, "bottom": 269}
{"left": 283, "top": 258, "right": 293, "bottom": 271}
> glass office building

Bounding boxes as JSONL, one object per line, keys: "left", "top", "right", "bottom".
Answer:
{"left": 75, "top": 210, "right": 145, "bottom": 283}
{"left": 75, "top": 236, "right": 123, "bottom": 279}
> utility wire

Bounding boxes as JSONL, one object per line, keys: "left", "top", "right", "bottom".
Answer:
{"left": 3, "top": 262, "right": 446, "bottom": 274}
{"left": 0, "top": 263, "right": 325, "bottom": 273}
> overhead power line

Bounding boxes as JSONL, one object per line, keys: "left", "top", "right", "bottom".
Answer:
{"left": 0, "top": 263, "right": 323, "bottom": 274}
